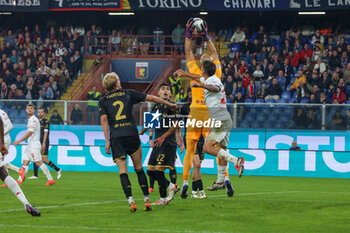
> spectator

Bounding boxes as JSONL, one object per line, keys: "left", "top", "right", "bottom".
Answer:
{"left": 234, "top": 92, "right": 245, "bottom": 119}
{"left": 240, "top": 38, "right": 252, "bottom": 56}
{"left": 300, "top": 44, "right": 312, "bottom": 63}
{"left": 67, "top": 56, "right": 78, "bottom": 80}
{"left": 346, "top": 110, "right": 350, "bottom": 130}
{"left": 153, "top": 26, "right": 164, "bottom": 55}
{"left": 312, "top": 30, "right": 325, "bottom": 45}
{"left": 86, "top": 30, "right": 98, "bottom": 54}
{"left": 340, "top": 51, "right": 348, "bottom": 70}
{"left": 276, "top": 70, "right": 286, "bottom": 90}
{"left": 344, "top": 63, "right": 350, "bottom": 84}
{"left": 246, "top": 79, "right": 256, "bottom": 100}
{"left": 96, "top": 38, "right": 108, "bottom": 55}
{"left": 55, "top": 42, "right": 67, "bottom": 57}
{"left": 42, "top": 81, "right": 54, "bottom": 100}
{"left": 171, "top": 24, "right": 185, "bottom": 55}
{"left": 265, "top": 64, "right": 277, "bottom": 82}
{"left": 252, "top": 65, "right": 264, "bottom": 86}
{"left": 224, "top": 75, "right": 235, "bottom": 102}
{"left": 313, "top": 57, "right": 326, "bottom": 74}
{"left": 256, "top": 82, "right": 267, "bottom": 100}
{"left": 332, "top": 87, "right": 345, "bottom": 104}
{"left": 230, "top": 27, "right": 246, "bottom": 44}
{"left": 293, "top": 107, "right": 307, "bottom": 129}
{"left": 289, "top": 70, "right": 307, "bottom": 92}
{"left": 0, "top": 81, "right": 9, "bottom": 99}
{"left": 233, "top": 81, "right": 245, "bottom": 100}
{"left": 87, "top": 86, "right": 101, "bottom": 125}
{"left": 50, "top": 110, "right": 64, "bottom": 125}
{"left": 242, "top": 72, "right": 251, "bottom": 89}
{"left": 329, "top": 51, "right": 340, "bottom": 70}
{"left": 265, "top": 78, "right": 282, "bottom": 102}
{"left": 332, "top": 110, "right": 346, "bottom": 130}
{"left": 296, "top": 80, "right": 313, "bottom": 102}
{"left": 175, "top": 88, "right": 187, "bottom": 102}
{"left": 289, "top": 141, "right": 301, "bottom": 151}
{"left": 70, "top": 103, "right": 83, "bottom": 125}
{"left": 306, "top": 109, "right": 320, "bottom": 129}
{"left": 319, "top": 92, "right": 329, "bottom": 104}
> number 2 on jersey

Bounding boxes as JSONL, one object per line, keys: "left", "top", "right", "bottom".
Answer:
{"left": 113, "top": 101, "right": 126, "bottom": 121}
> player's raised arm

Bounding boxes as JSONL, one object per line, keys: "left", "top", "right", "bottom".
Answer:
{"left": 145, "top": 95, "right": 178, "bottom": 111}
{"left": 206, "top": 39, "right": 219, "bottom": 61}
{"left": 185, "top": 18, "right": 195, "bottom": 62}
{"left": 174, "top": 69, "right": 201, "bottom": 81}
{"left": 191, "top": 81, "right": 220, "bottom": 93}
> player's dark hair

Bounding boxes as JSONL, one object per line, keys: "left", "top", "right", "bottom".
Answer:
{"left": 203, "top": 61, "right": 216, "bottom": 77}
{"left": 158, "top": 83, "right": 170, "bottom": 90}
{"left": 38, "top": 107, "right": 45, "bottom": 112}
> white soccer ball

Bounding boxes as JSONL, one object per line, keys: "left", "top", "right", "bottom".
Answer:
{"left": 192, "top": 18, "right": 204, "bottom": 33}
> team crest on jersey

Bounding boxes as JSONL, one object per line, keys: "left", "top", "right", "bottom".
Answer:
{"left": 135, "top": 62, "right": 149, "bottom": 80}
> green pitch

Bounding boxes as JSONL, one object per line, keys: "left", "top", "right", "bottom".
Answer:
{"left": 0, "top": 171, "right": 349, "bottom": 233}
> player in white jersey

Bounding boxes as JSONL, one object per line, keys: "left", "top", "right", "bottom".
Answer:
{"left": 190, "top": 61, "right": 245, "bottom": 178}
{"left": 13, "top": 104, "right": 56, "bottom": 186}
{"left": 0, "top": 115, "right": 41, "bottom": 216}
{"left": 0, "top": 109, "right": 20, "bottom": 176}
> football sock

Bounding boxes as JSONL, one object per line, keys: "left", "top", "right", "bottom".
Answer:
{"left": 192, "top": 180, "right": 199, "bottom": 192}
{"left": 40, "top": 164, "right": 53, "bottom": 181}
{"left": 120, "top": 173, "right": 132, "bottom": 198}
{"left": 217, "top": 165, "right": 226, "bottom": 183}
{"left": 47, "top": 161, "right": 60, "bottom": 172}
{"left": 149, "top": 176, "right": 155, "bottom": 188}
{"left": 4, "top": 176, "right": 29, "bottom": 206}
{"left": 127, "top": 196, "right": 135, "bottom": 205}
{"left": 33, "top": 163, "right": 39, "bottom": 177}
{"left": 168, "top": 182, "right": 175, "bottom": 190}
{"left": 217, "top": 149, "right": 238, "bottom": 164}
{"left": 216, "top": 157, "right": 230, "bottom": 177}
{"left": 18, "top": 165, "right": 29, "bottom": 182}
{"left": 155, "top": 171, "right": 167, "bottom": 198}
{"left": 136, "top": 169, "right": 149, "bottom": 196}
{"left": 225, "top": 176, "right": 230, "bottom": 182}
{"left": 182, "top": 139, "right": 197, "bottom": 181}
{"left": 4, "top": 162, "right": 20, "bottom": 173}
{"left": 169, "top": 169, "right": 177, "bottom": 184}
{"left": 198, "top": 179, "right": 203, "bottom": 191}
{"left": 183, "top": 180, "right": 189, "bottom": 186}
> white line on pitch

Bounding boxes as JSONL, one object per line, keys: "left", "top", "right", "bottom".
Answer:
{"left": 0, "top": 224, "right": 228, "bottom": 233}
{"left": 0, "top": 191, "right": 306, "bottom": 213}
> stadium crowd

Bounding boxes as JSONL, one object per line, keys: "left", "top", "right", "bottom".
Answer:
{"left": 0, "top": 24, "right": 84, "bottom": 108}
{"left": 1, "top": 22, "right": 350, "bottom": 129}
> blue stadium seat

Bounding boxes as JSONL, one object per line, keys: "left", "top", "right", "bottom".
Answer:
{"left": 279, "top": 98, "right": 288, "bottom": 104}
{"left": 300, "top": 99, "right": 309, "bottom": 104}
{"left": 257, "top": 115, "right": 266, "bottom": 122}
{"left": 255, "top": 99, "right": 265, "bottom": 104}
{"left": 245, "top": 114, "right": 255, "bottom": 123}
{"left": 280, "top": 115, "right": 290, "bottom": 123}
{"left": 245, "top": 98, "right": 254, "bottom": 103}
{"left": 266, "top": 99, "right": 276, "bottom": 103}
{"left": 346, "top": 100, "right": 350, "bottom": 104}
{"left": 282, "top": 91, "right": 291, "bottom": 100}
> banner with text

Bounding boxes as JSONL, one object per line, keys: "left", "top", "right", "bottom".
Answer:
{"left": 289, "top": 0, "right": 350, "bottom": 10}
{"left": 0, "top": 0, "right": 48, "bottom": 12}
{"left": 205, "top": 0, "right": 290, "bottom": 11}
{"left": 5, "top": 125, "right": 350, "bottom": 178}
{"left": 129, "top": 0, "right": 206, "bottom": 10}
{"left": 111, "top": 59, "right": 170, "bottom": 83}
{"left": 50, "top": 0, "right": 122, "bottom": 11}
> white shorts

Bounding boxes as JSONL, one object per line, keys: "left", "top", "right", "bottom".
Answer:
{"left": 24, "top": 146, "right": 42, "bottom": 162}
{"left": 206, "top": 119, "right": 232, "bottom": 148}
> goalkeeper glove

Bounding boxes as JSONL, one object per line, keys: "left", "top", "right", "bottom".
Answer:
{"left": 185, "top": 18, "right": 195, "bottom": 39}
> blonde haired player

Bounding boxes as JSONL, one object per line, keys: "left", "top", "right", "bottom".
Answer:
{"left": 176, "top": 18, "right": 235, "bottom": 198}
{"left": 13, "top": 104, "right": 56, "bottom": 186}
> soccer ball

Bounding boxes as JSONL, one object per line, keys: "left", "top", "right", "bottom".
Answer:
{"left": 192, "top": 18, "right": 204, "bottom": 33}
